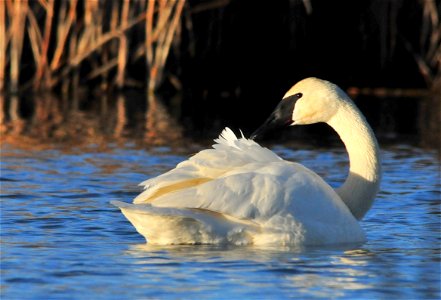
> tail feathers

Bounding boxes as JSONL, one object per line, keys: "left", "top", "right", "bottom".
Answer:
{"left": 213, "top": 127, "right": 263, "bottom": 149}
{"left": 214, "top": 127, "right": 240, "bottom": 149}
{"left": 111, "top": 201, "right": 256, "bottom": 245}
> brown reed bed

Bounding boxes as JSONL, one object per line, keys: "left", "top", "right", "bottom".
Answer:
{"left": 0, "top": 0, "right": 439, "bottom": 95}
{"left": 1, "top": 0, "right": 188, "bottom": 94}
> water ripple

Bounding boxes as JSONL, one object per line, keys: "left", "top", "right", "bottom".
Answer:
{"left": 0, "top": 143, "right": 439, "bottom": 299}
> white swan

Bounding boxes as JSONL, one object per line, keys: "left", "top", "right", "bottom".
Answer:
{"left": 112, "top": 77, "right": 381, "bottom": 246}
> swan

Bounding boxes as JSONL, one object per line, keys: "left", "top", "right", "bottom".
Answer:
{"left": 112, "top": 77, "right": 381, "bottom": 246}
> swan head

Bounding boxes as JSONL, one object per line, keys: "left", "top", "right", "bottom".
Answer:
{"left": 251, "top": 77, "right": 346, "bottom": 139}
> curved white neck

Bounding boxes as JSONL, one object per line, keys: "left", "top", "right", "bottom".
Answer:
{"left": 327, "top": 101, "right": 381, "bottom": 220}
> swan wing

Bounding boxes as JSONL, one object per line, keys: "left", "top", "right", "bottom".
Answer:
{"left": 149, "top": 161, "right": 350, "bottom": 223}
{"left": 132, "top": 161, "right": 363, "bottom": 245}
{"left": 134, "top": 128, "right": 282, "bottom": 204}
{"left": 123, "top": 127, "right": 364, "bottom": 245}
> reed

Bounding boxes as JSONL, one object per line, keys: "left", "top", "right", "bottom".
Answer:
{"left": 9, "top": 0, "right": 28, "bottom": 93}
{"left": 400, "top": 0, "right": 441, "bottom": 91}
{"left": 371, "top": 0, "right": 440, "bottom": 91}
{"left": 116, "top": 0, "right": 130, "bottom": 89}
{"left": 418, "top": 0, "right": 440, "bottom": 90}
{"left": 144, "top": 0, "right": 185, "bottom": 92}
{"left": 0, "top": 0, "right": 439, "bottom": 94}
{"left": 2, "top": 0, "right": 188, "bottom": 93}
{"left": 0, "top": 1, "right": 6, "bottom": 92}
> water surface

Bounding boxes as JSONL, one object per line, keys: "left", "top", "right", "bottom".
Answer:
{"left": 1, "top": 142, "right": 440, "bottom": 299}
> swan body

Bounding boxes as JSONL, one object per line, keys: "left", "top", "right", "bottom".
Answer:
{"left": 112, "top": 77, "right": 381, "bottom": 246}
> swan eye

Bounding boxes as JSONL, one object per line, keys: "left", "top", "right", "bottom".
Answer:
{"left": 282, "top": 92, "right": 303, "bottom": 102}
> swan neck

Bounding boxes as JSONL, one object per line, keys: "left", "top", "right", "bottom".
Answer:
{"left": 328, "top": 101, "right": 381, "bottom": 220}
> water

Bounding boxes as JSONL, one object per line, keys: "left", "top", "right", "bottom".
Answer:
{"left": 1, "top": 141, "right": 440, "bottom": 299}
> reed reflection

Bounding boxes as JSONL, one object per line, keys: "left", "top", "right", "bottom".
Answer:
{"left": 0, "top": 95, "right": 19, "bottom": 141}
{"left": 114, "top": 94, "right": 128, "bottom": 139}
{"left": 0, "top": 92, "right": 184, "bottom": 148}
{"left": 145, "top": 93, "right": 182, "bottom": 144}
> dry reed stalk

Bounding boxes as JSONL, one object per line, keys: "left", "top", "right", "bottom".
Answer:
{"left": 74, "top": 0, "right": 99, "bottom": 74}
{"left": 0, "top": 1, "right": 6, "bottom": 92}
{"left": 116, "top": 0, "right": 130, "bottom": 88}
{"left": 145, "top": 0, "right": 154, "bottom": 76}
{"left": 404, "top": 0, "right": 441, "bottom": 89}
{"left": 4, "top": 0, "right": 198, "bottom": 93}
{"left": 26, "top": 9, "right": 43, "bottom": 67}
{"left": 34, "top": 0, "right": 54, "bottom": 89}
{"left": 69, "top": 22, "right": 79, "bottom": 104}
{"left": 26, "top": 11, "right": 44, "bottom": 91}
{"left": 157, "top": 1, "right": 184, "bottom": 76}
{"left": 70, "top": 13, "right": 146, "bottom": 67}
{"left": 152, "top": 1, "right": 174, "bottom": 41}
{"left": 48, "top": 3, "right": 146, "bottom": 90}
{"left": 98, "top": 1, "right": 120, "bottom": 89}
{"left": 50, "top": 0, "right": 78, "bottom": 73}
{"left": 421, "top": 0, "right": 440, "bottom": 63}
{"left": 422, "top": 0, "right": 441, "bottom": 88}
{"left": 87, "top": 58, "right": 119, "bottom": 81}
{"left": 76, "top": 1, "right": 98, "bottom": 61}
{"left": 9, "top": 0, "right": 28, "bottom": 93}
{"left": 84, "top": 0, "right": 97, "bottom": 28}
{"left": 110, "top": 2, "right": 120, "bottom": 52}
{"left": 191, "top": 0, "right": 230, "bottom": 14}
{"left": 146, "top": 0, "right": 185, "bottom": 92}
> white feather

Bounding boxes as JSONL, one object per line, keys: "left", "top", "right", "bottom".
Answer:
{"left": 134, "top": 128, "right": 280, "bottom": 204}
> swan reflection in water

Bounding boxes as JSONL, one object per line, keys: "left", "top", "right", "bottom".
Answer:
{"left": 126, "top": 243, "right": 375, "bottom": 296}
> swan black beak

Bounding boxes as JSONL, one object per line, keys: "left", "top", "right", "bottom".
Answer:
{"left": 250, "top": 93, "right": 301, "bottom": 140}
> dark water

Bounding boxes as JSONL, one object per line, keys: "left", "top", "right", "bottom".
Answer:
{"left": 1, "top": 141, "right": 440, "bottom": 299}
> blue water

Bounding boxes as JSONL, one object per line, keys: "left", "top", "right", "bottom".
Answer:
{"left": 1, "top": 142, "right": 440, "bottom": 299}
